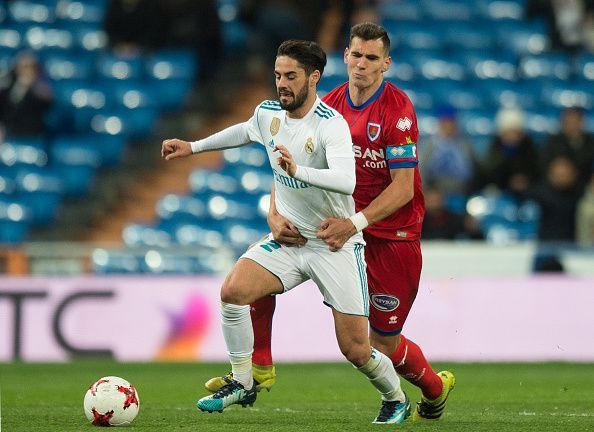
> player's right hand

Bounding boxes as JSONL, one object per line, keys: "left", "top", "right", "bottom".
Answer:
{"left": 162, "top": 139, "right": 192, "bottom": 160}
{"left": 268, "top": 211, "right": 307, "bottom": 247}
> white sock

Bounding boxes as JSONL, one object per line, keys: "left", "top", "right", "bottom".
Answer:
{"left": 358, "top": 348, "right": 405, "bottom": 402}
{"left": 221, "top": 302, "right": 253, "bottom": 389}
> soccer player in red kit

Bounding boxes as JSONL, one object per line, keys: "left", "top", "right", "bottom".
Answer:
{"left": 206, "top": 23, "right": 455, "bottom": 421}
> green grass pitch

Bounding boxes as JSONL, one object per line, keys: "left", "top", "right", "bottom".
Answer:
{"left": 1, "top": 362, "right": 593, "bottom": 431}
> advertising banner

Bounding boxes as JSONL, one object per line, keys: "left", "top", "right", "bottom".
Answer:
{"left": 1, "top": 276, "right": 593, "bottom": 362}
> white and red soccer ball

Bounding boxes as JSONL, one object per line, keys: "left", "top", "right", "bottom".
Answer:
{"left": 84, "top": 376, "right": 140, "bottom": 427}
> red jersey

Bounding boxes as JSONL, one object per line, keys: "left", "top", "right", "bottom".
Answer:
{"left": 322, "top": 81, "right": 424, "bottom": 241}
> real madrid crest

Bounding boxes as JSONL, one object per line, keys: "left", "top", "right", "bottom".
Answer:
{"left": 270, "top": 117, "right": 280, "bottom": 136}
{"left": 305, "top": 137, "right": 314, "bottom": 154}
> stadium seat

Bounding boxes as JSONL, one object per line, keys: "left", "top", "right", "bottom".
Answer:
{"left": 145, "top": 49, "right": 197, "bottom": 82}
{"left": 72, "top": 26, "right": 107, "bottom": 52}
{"left": 496, "top": 19, "right": 549, "bottom": 56}
{"left": 0, "top": 28, "right": 23, "bottom": 50}
{"left": 43, "top": 51, "right": 95, "bottom": 81}
{"left": 0, "top": 173, "right": 15, "bottom": 196}
{"left": 189, "top": 169, "right": 240, "bottom": 197}
{"left": 475, "top": 78, "right": 541, "bottom": 109}
{"left": 223, "top": 220, "right": 268, "bottom": 257}
{"left": 425, "top": 80, "right": 485, "bottom": 110}
{"left": 0, "top": 197, "right": 31, "bottom": 243}
{"left": 148, "top": 79, "right": 192, "bottom": 111}
{"left": 156, "top": 194, "right": 208, "bottom": 227}
{"left": 0, "top": 142, "right": 48, "bottom": 172}
{"left": 91, "top": 249, "right": 142, "bottom": 274}
{"left": 97, "top": 52, "right": 144, "bottom": 81}
{"left": 122, "top": 223, "right": 172, "bottom": 248}
{"left": 23, "top": 25, "right": 74, "bottom": 50}
{"left": 414, "top": 109, "right": 440, "bottom": 136}
{"left": 380, "top": 1, "right": 424, "bottom": 21}
{"left": 7, "top": 0, "right": 57, "bottom": 24}
{"left": 140, "top": 250, "right": 202, "bottom": 274}
{"left": 389, "top": 22, "right": 444, "bottom": 51}
{"left": 50, "top": 141, "right": 101, "bottom": 197}
{"left": 475, "top": 0, "right": 527, "bottom": 20}
{"left": 222, "top": 146, "right": 269, "bottom": 172}
{"left": 524, "top": 108, "right": 561, "bottom": 138}
{"left": 457, "top": 109, "right": 497, "bottom": 137}
{"left": 421, "top": 0, "right": 472, "bottom": 21}
{"left": 14, "top": 170, "right": 63, "bottom": 225}
{"left": 460, "top": 49, "right": 517, "bottom": 81}
{"left": 397, "top": 82, "right": 437, "bottom": 111}
{"left": 51, "top": 134, "right": 125, "bottom": 168}
{"left": 55, "top": 0, "right": 108, "bottom": 25}
{"left": 575, "top": 53, "right": 594, "bottom": 81}
{"left": 444, "top": 21, "right": 496, "bottom": 51}
{"left": 174, "top": 223, "right": 225, "bottom": 249}
{"left": 519, "top": 53, "right": 572, "bottom": 80}
{"left": 410, "top": 53, "right": 466, "bottom": 81}
{"left": 540, "top": 80, "right": 593, "bottom": 110}
{"left": 0, "top": 1, "right": 6, "bottom": 23}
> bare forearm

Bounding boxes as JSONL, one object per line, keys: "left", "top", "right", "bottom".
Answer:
{"left": 361, "top": 179, "right": 413, "bottom": 226}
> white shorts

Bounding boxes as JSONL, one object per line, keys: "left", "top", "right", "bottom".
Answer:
{"left": 241, "top": 234, "right": 369, "bottom": 316}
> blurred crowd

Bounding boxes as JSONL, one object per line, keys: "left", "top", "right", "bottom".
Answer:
{"left": 0, "top": 0, "right": 592, "bottom": 249}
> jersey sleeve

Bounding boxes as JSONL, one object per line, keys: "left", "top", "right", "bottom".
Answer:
{"left": 323, "top": 116, "right": 355, "bottom": 160}
{"left": 384, "top": 95, "right": 419, "bottom": 169}
{"left": 245, "top": 103, "right": 265, "bottom": 144}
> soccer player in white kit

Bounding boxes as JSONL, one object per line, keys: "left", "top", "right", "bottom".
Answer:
{"left": 161, "top": 40, "right": 410, "bottom": 424}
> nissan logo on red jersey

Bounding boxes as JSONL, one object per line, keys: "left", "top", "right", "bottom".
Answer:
{"left": 370, "top": 294, "right": 400, "bottom": 312}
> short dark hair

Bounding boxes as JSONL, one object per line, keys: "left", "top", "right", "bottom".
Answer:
{"left": 349, "top": 22, "right": 391, "bottom": 55}
{"left": 276, "top": 40, "right": 327, "bottom": 77}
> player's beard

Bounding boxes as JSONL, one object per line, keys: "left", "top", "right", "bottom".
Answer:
{"left": 278, "top": 83, "right": 309, "bottom": 112}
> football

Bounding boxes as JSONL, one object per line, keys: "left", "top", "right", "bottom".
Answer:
{"left": 83, "top": 376, "right": 140, "bottom": 427}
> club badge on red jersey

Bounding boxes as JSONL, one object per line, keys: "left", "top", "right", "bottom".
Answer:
{"left": 367, "top": 122, "right": 381, "bottom": 142}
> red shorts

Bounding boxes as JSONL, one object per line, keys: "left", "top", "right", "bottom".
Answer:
{"left": 364, "top": 234, "right": 422, "bottom": 335}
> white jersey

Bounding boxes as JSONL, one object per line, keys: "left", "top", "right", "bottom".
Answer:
{"left": 245, "top": 97, "right": 362, "bottom": 244}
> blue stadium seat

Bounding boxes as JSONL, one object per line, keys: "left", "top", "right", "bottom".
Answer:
{"left": 524, "top": 108, "right": 561, "bottom": 138}
{"left": 97, "top": 52, "right": 144, "bottom": 81}
{"left": 397, "top": 82, "right": 437, "bottom": 111}
{"left": 457, "top": 109, "right": 497, "bottom": 137}
{"left": 0, "top": 173, "right": 15, "bottom": 196}
{"left": 43, "top": 51, "right": 95, "bottom": 81}
{"left": 7, "top": 0, "right": 57, "bottom": 24}
{"left": 0, "top": 197, "right": 32, "bottom": 243}
{"left": 412, "top": 53, "right": 466, "bottom": 81}
{"left": 104, "top": 81, "right": 158, "bottom": 110}
{"left": 140, "top": 250, "right": 202, "bottom": 274}
{"left": 148, "top": 79, "right": 192, "bottom": 111}
{"left": 421, "top": 0, "right": 472, "bottom": 21}
{"left": 156, "top": 194, "right": 208, "bottom": 227}
{"left": 72, "top": 26, "right": 107, "bottom": 52}
{"left": 50, "top": 141, "right": 101, "bottom": 197}
{"left": 475, "top": 0, "right": 527, "bottom": 20}
{"left": 420, "top": 80, "right": 485, "bottom": 110}
{"left": 223, "top": 220, "right": 268, "bottom": 257}
{"left": 495, "top": 19, "right": 549, "bottom": 56}
{"left": 173, "top": 223, "right": 225, "bottom": 248}
{"left": 92, "top": 249, "right": 142, "bottom": 274}
{"left": 540, "top": 80, "right": 593, "bottom": 110}
{"left": 189, "top": 169, "right": 240, "bottom": 197}
{"left": 380, "top": 1, "right": 424, "bottom": 21}
{"left": 22, "top": 26, "right": 74, "bottom": 50}
{"left": 0, "top": 1, "right": 6, "bottom": 23}
{"left": 51, "top": 134, "right": 125, "bottom": 168}
{"left": 145, "top": 49, "right": 197, "bottom": 82}
{"left": 0, "top": 28, "right": 23, "bottom": 50}
{"left": 205, "top": 194, "right": 258, "bottom": 221}
{"left": 458, "top": 49, "right": 517, "bottom": 81}
{"left": 444, "top": 21, "right": 496, "bottom": 51}
{"left": 389, "top": 22, "right": 444, "bottom": 51}
{"left": 475, "top": 78, "right": 541, "bottom": 109}
{"left": 0, "top": 142, "right": 48, "bottom": 174}
{"left": 519, "top": 53, "right": 572, "bottom": 80}
{"left": 233, "top": 169, "right": 273, "bottom": 196}
{"left": 122, "top": 223, "right": 172, "bottom": 248}
{"left": 414, "top": 109, "right": 439, "bottom": 136}
{"left": 14, "top": 170, "right": 63, "bottom": 225}
{"left": 56, "top": 0, "right": 108, "bottom": 25}
{"left": 575, "top": 53, "right": 594, "bottom": 81}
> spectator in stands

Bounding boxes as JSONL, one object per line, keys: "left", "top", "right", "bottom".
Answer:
{"left": 475, "top": 107, "right": 540, "bottom": 199}
{"left": 0, "top": 51, "right": 53, "bottom": 139}
{"left": 526, "top": 0, "right": 594, "bottom": 53}
{"left": 419, "top": 105, "right": 476, "bottom": 196}
{"left": 422, "top": 183, "right": 483, "bottom": 240}
{"left": 104, "top": 0, "right": 166, "bottom": 55}
{"left": 541, "top": 107, "right": 594, "bottom": 193}
{"left": 576, "top": 170, "right": 594, "bottom": 246}
{"left": 531, "top": 155, "right": 582, "bottom": 242}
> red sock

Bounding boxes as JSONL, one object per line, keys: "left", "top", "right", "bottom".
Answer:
{"left": 390, "top": 334, "right": 443, "bottom": 400}
{"left": 250, "top": 295, "right": 276, "bottom": 366}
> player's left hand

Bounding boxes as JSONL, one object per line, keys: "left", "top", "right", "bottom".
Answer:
{"left": 317, "top": 217, "right": 357, "bottom": 252}
{"left": 274, "top": 145, "right": 297, "bottom": 177}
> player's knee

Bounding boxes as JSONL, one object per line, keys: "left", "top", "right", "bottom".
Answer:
{"left": 220, "top": 279, "right": 249, "bottom": 305}
{"left": 341, "top": 341, "right": 371, "bottom": 367}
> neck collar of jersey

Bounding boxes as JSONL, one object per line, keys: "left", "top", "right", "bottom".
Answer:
{"left": 346, "top": 80, "right": 386, "bottom": 110}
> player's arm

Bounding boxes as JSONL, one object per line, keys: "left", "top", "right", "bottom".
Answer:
{"left": 161, "top": 122, "right": 252, "bottom": 160}
{"left": 275, "top": 117, "right": 356, "bottom": 194}
{"left": 267, "top": 185, "right": 307, "bottom": 246}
